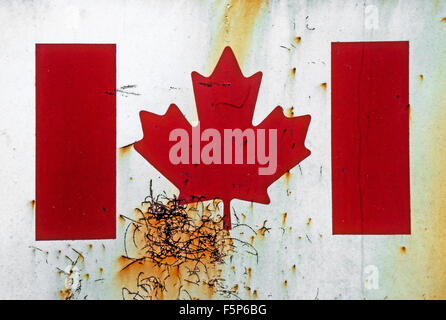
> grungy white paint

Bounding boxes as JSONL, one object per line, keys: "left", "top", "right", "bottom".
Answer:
{"left": 0, "top": 0, "right": 445, "bottom": 299}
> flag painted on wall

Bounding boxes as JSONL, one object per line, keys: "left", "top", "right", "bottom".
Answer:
{"left": 35, "top": 42, "right": 410, "bottom": 240}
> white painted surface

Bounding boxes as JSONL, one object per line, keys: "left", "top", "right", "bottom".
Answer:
{"left": 0, "top": 0, "right": 445, "bottom": 299}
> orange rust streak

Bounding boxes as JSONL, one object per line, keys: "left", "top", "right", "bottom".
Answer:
{"left": 210, "top": 0, "right": 267, "bottom": 69}
{"left": 282, "top": 212, "right": 287, "bottom": 228}
{"left": 385, "top": 51, "right": 446, "bottom": 299}
{"left": 59, "top": 289, "right": 72, "bottom": 300}
{"left": 118, "top": 143, "right": 133, "bottom": 157}
{"left": 285, "top": 107, "right": 294, "bottom": 118}
{"left": 306, "top": 218, "right": 312, "bottom": 227}
{"left": 114, "top": 200, "right": 235, "bottom": 300}
{"left": 257, "top": 220, "right": 269, "bottom": 238}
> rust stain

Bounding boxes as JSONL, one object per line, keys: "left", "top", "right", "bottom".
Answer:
{"left": 88, "top": 244, "right": 93, "bottom": 250}
{"left": 283, "top": 280, "right": 288, "bottom": 287}
{"left": 99, "top": 267, "right": 103, "bottom": 276}
{"left": 210, "top": 0, "right": 268, "bottom": 69}
{"left": 72, "top": 249, "right": 84, "bottom": 264}
{"left": 291, "top": 264, "right": 296, "bottom": 274}
{"left": 59, "top": 289, "right": 72, "bottom": 300}
{"left": 293, "top": 36, "right": 301, "bottom": 45}
{"left": 247, "top": 267, "right": 252, "bottom": 279}
{"left": 400, "top": 246, "right": 406, "bottom": 254}
{"left": 418, "top": 74, "right": 424, "bottom": 82}
{"left": 320, "top": 82, "right": 327, "bottom": 91}
{"left": 441, "top": 17, "right": 446, "bottom": 23}
{"left": 257, "top": 220, "right": 270, "bottom": 238}
{"left": 306, "top": 217, "right": 312, "bottom": 227}
{"left": 285, "top": 107, "right": 294, "bottom": 117}
{"left": 385, "top": 52, "right": 446, "bottom": 299}
{"left": 253, "top": 289, "right": 258, "bottom": 298}
{"left": 283, "top": 169, "right": 291, "bottom": 188}
{"left": 408, "top": 104, "right": 412, "bottom": 124}
{"left": 118, "top": 143, "right": 133, "bottom": 157}
{"left": 114, "top": 191, "right": 251, "bottom": 300}
{"left": 290, "top": 67, "right": 296, "bottom": 79}
{"left": 83, "top": 273, "right": 90, "bottom": 281}
{"left": 282, "top": 212, "right": 287, "bottom": 228}
{"left": 30, "top": 200, "right": 35, "bottom": 210}
{"left": 245, "top": 287, "right": 251, "bottom": 298}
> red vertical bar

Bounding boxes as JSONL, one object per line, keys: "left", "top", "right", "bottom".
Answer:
{"left": 331, "top": 41, "right": 410, "bottom": 234}
{"left": 36, "top": 44, "right": 116, "bottom": 240}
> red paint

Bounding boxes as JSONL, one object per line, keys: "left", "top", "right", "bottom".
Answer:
{"left": 134, "top": 47, "right": 311, "bottom": 229}
{"left": 331, "top": 41, "right": 410, "bottom": 234}
{"left": 36, "top": 44, "right": 116, "bottom": 240}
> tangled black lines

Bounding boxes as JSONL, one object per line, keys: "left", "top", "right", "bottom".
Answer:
{"left": 119, "top": 182, "right": 258, "bottom": 300}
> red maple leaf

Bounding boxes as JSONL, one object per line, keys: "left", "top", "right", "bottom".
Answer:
{"left": 134, "top": 47, "right": 311, "bottom": 230}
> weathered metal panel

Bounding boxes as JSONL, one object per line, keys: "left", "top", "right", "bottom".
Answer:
{"left": 0, "top": 0, "right": 445, "bottom": 300}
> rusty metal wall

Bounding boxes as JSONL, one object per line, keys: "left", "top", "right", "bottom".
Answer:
{"left": 0, "top": 0, "right": 445, "bottom": 299}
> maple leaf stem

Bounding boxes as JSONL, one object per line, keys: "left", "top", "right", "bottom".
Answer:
{"left": 222, "top": 199, "right": 232, "bottom": 231}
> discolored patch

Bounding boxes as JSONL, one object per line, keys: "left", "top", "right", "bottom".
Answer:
{"left": 257, "top": 220, "right": 270, "bottom": 238}
{"left": 115, "top": 183, "right": 258, "bottom": 300}
{"left": 59, "top": 289, "right": 72, "bottom": 300}
{"left": 210, "top": 0, "right": 268, "bottom": 69}
{"left": 282, "top": 212, "right": 287, "bottom": 228}
{"left": 307, "top": 218, "right": 312, "bottom": 227}
{"left": 118, "top": 143, "right": 133, "bottom": 157}
{"left": 285, "top": 107, "right": 294, "bottom": 117}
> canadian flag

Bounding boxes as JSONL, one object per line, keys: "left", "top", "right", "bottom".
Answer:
{"left": 35, "top": 40, "right": 409, "bottom": 240}
{"left": 4, "top": 0, "right": 446, "bottom": 301}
